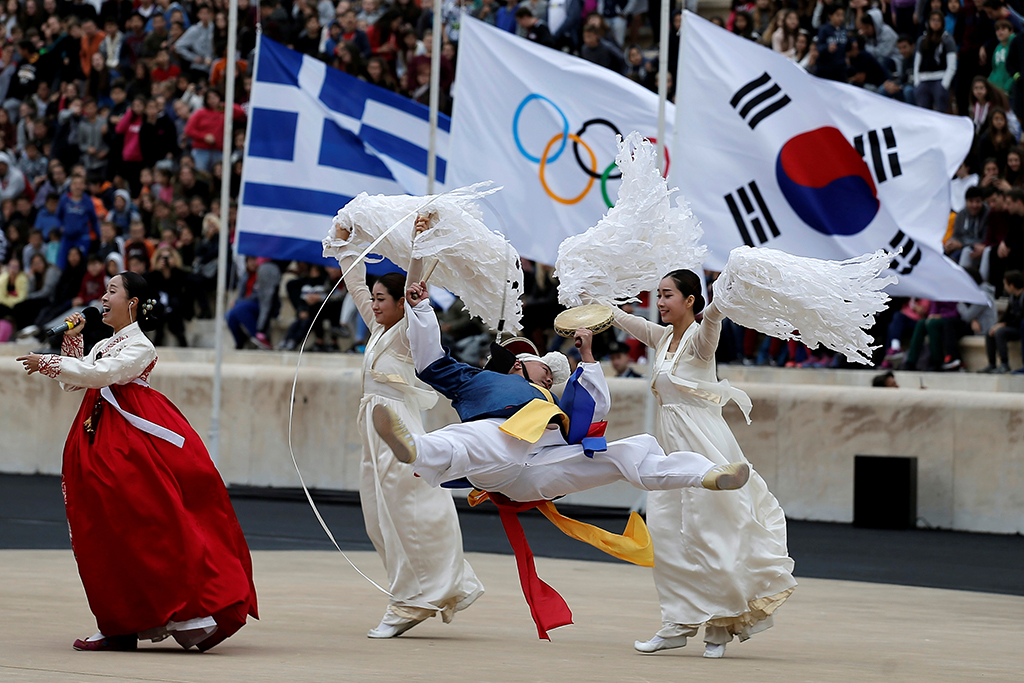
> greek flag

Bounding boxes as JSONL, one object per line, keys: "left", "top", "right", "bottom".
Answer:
{"left": 237, "top": 37, "right": 449, "bottom": 266}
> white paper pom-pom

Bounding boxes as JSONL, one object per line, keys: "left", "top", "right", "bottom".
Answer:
{"left": 555, "top": 132, "right": 707, "bottom": 307}
{"left": 712, "top": 246, "right": 896, "bottom": 364}
{"left": 323, "top": 183, "right": 523, "bottom": 332}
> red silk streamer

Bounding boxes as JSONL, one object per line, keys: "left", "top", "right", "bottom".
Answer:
{"left": 485, "top": 494, "right": 574, "bottom": 640}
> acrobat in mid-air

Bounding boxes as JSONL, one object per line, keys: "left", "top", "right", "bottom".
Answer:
{"left": 371, "top": 280, "right": 750, "bottom": 502}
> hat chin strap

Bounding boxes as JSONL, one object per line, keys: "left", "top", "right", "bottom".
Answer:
{"left": 518, "top": 360, "right": 533, "bottom": 384}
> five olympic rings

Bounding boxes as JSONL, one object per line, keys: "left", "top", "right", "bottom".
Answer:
{"left": 512, "top": 94, "right": 670, "bottom": 208}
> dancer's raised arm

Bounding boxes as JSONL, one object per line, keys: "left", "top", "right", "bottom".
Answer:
{"left": 610, "top": 306, "right": 668, "bottom": 350}
{"left": 690, "top": 300, "right": 724, "bottom": 363}
{"left": 331, "top": 224, "right": 375, "bottom": 328}
{"left": 404, "top": 282, "right": 445, "bottom": 373}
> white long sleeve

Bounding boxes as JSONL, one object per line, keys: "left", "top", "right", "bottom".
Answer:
{"left": 611, "top": 306, "right": 669, "bottom": 350}
{"left": 57, "top": 343, "right": 155, "bottom": 390}
{"left": 42, "top": 332, "right": 157, "bottom": 391}
{"left": 337, "top": 253, "right": 375, "bottom": 328}
{"left": 405, "top": 299, "right": 446, "bottom": 373}
{"left": 690, "top": 301, "right": 724, "bottom": 363}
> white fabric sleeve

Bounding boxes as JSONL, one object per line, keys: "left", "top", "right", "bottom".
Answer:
{"left": 405, "top": 299, "right": 446, "bottom": 373}
{"left": 56, "top": 342, "right": 156, "bottom": 390}
{"left": 337, "top": 253, "right": 375, "bottom": 328}
{"left": 62, "top": 334, "right": 84, "bottom": 359}
{"left": 913, "top": 50, "right": 921, "bottom": 87}
{"left": 53, "top": 335, "right": 86, "bottom": 392}
{"left": 690, "top": 301, "right": 723, "bottom": 363}
{"left": 575, "top": 361, "right": 611, "bottom": 423}
{"left": 611, "top": 306, "right": 667, "bottom": 350}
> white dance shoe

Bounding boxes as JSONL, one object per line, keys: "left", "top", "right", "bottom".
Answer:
{"left": 703, "top": 643, "right": 726, "bottom": 658}
{"left": 367, "top": 617, "right": 426, "bottom": 639}
{"left": 634, "top": 635, "right": 687, "bottom": 653}
{"left": 372, "top": 405, "right": 417, "bottom": 464}
{"left": 701, "top": 462, "right": 750, "bottom": 491}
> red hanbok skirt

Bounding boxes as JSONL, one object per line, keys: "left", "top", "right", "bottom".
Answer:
{"left": 62, "top": 383, "right": 258, "bottom": 648}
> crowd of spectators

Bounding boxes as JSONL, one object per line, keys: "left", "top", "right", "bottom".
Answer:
{"left": 0, "top": 0, "right": 1022, "bottom": 376}
{"left": 0, "top": 0, "right": 248, "bottom": 350}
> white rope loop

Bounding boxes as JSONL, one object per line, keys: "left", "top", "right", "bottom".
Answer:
{"left": 287, "top": 191, "right": 460, "bottom": 599}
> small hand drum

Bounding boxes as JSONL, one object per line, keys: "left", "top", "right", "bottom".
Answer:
{"left": 554, "top": 304, "right": 614, "bottom": 347}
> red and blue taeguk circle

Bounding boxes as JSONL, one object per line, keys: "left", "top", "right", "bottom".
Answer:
{"left": 775, "top": 127, "right": 879, "bottom": 236}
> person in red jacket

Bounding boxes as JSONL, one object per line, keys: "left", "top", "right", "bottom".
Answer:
{"left": 115, "top": 97, "right": 146, "bottom": 195}
{"left": 183, "top": 89, "right": 246, "bottom": 173}
{"left": 72, "top": 255, "right": 108, "bottom": 307}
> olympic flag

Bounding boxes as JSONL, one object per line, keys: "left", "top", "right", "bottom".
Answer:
{"left": 675, "top": 11, "right": 985, "bottom": 303}
{"left": 237, "top": 36, "right": 449, "bottom": 266}
{"left": 449, "top": 17, "right": 673, "bottom": 266}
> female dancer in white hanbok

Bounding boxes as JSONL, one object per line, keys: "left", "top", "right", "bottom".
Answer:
{"left": 332, "top": 216, "right": 483, "bottom": 639}
{"left": 612, "top": 269, "right": 796, "bottom": 659}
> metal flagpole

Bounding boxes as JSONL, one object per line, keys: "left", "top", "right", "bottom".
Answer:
{"left": 426, "top": 0, "right": 443, "bottom": 193}
{"left": 655, "top": 0, "right": 670, "bottom": 174}
{"left": 644, "top": 0, "right": 672, "bottom": 438}
{"left": 210, "top": 0, "right": 240, "bottom": 466}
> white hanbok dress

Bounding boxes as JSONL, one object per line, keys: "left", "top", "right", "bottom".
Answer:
{"left": 613, "top": 302, "right": 796, "bottom": 645}
{"left": 340, "top": 255, "right": 484, "bottom": 627}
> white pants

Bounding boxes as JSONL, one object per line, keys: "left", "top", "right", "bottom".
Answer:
{"left": 412, "top": 419, "right": 716, "bottom": 502}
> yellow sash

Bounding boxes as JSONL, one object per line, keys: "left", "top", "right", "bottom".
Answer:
{"left": 468, "top": 490, "right": 654, "bottom": 567}
{"left": 499, "top": 383, "right": 570, "bottom": 444}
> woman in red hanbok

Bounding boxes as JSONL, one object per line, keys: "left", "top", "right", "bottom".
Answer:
{"left": 17, "top": 272, "right": 258, "bottom": 652}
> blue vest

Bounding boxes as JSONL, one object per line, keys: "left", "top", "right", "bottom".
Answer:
{"left": 418, "top": 354, "right": 548, "bottom": 422}
{"left": 420, "top": 357, "right": 608, "bottom": 490}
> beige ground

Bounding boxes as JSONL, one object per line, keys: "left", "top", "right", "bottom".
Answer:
{"left": 1, "top": 550, "right": 1022, "bottom": 683}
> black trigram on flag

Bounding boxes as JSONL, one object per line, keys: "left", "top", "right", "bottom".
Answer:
{"left": 730, "top": 73, "right": 792, "bottom": 130}
{"left": 889, "top": 230, "right": 922, "bottom": 274}
{"left": 724, "top": 181, "right": 780, "bottom": 247}
{"left": 853, "top": 127, "right": 902, "bottom": 184}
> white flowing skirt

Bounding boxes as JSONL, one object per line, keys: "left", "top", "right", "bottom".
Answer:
{"left": 648, "top": 401, "right": 796, "bottom": 640}
{"left": 358, "top": 394, "right": 484, "bottom": 623}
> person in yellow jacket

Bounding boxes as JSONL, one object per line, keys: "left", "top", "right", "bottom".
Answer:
{"left": 0, "top": 256, "right": 29, "bottom": 320}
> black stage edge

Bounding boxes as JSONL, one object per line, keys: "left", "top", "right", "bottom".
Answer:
{"left": 3, "top": 474, "right": 1023, "bottom": 596}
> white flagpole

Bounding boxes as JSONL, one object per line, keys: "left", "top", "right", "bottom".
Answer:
{"left": 426, "top": 0, "right": 443, "bottom": 193}
{"left": 210, "top": 0, "right": 240, "bottom": 466}
{"left": 655, "top": 0, "right": 669, "bottom": 174}
{"left": 645, "top": 0, "right": 671, "bottom": 437}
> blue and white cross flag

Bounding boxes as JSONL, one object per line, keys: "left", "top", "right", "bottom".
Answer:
{"left": 237, "top": 36, "right": 449, "bottom": 268}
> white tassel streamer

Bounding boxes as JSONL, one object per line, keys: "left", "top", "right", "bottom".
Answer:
{"left": 323, "top": 182, "right": 524, "bottom": 331}
{"left": 555, "top": 132, "right": 706, "bottom": 307}
{"left": 712, "top": 246, "right": 897, "bottom": 364}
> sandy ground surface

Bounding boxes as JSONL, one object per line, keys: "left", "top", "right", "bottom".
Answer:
{"left": 1, "top": 549, "right": 1022, "bottom": 683}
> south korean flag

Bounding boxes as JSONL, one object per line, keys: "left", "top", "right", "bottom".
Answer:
{"left": 674, "top": 11, "right": 985, "bottom": 304}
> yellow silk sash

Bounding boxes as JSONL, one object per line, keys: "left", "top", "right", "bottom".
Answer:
{"left": 499, "top": 383, "right": 571, "bottom": 443}
{"left": 468, "top": 490, "right": 654, "bottom": 568}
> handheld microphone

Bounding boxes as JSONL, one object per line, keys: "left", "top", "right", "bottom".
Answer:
{"left": 46, "top": 308, "right": 104, "bottom": 338}
{"left": 45, "top": 320, "right": 75, "bottom": 338}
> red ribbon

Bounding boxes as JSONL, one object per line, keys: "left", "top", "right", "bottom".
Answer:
{"left": 477, "top": 492, "right": 573, "bottom": 640}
